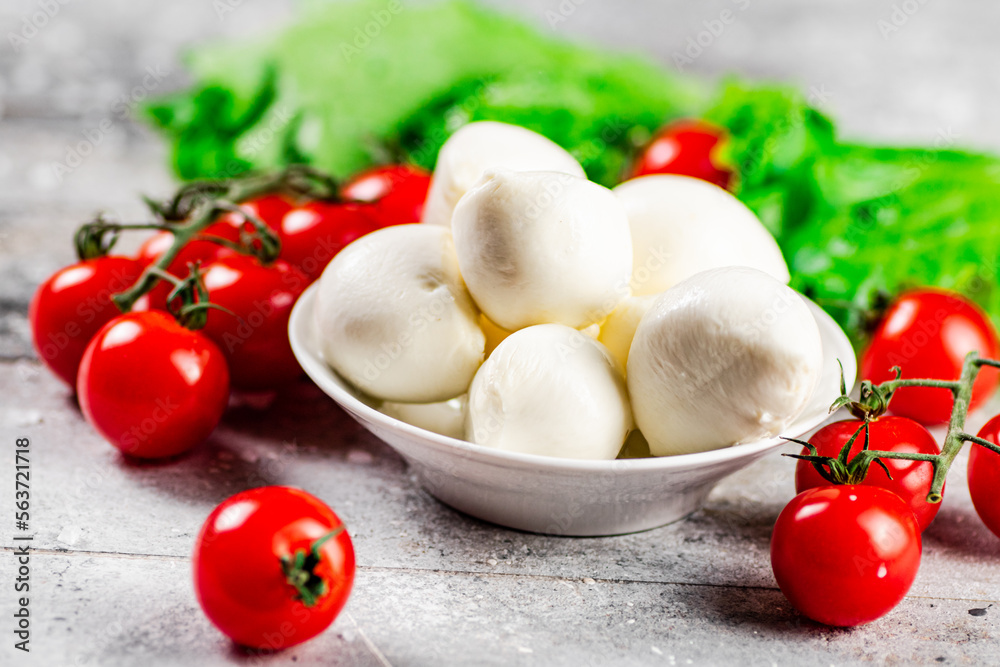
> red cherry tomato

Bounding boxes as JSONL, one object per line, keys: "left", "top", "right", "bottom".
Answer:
{"left": 77, "top": 311, "right": 230, "bottom": 458}
{"left": 631, "top": 119, "right": 733, "bottom": 189}
{"left": 970, "top": 414, "right": 1000, "bottom": 539}
{"left": 136, "top": 223, "right": 241, "bottom": 269}
{"left": 771, "top": 485, "right": 921, "bottom": 627}
{"left": 217, "top": 194, "right": 294, "bottom": 233}
{"left": 136, "top": 223, "right": 241, "bottom": 310}
{"left": 794, "top": 416, "right": 942, "bottom": 531}
{"left": 193, "top": 486, "right": 355, "bottom": 650}
{"left": 278, "top": 202, "right": 380, "bottom": 281}
{"left": 861, "top": 289, "right": 1000, "bottom": 425}
{"left": 217, "top": 193, "right": 296, "bottom": 259}
{"left": 29, "top": 256, "right": 144, "bottom": 388}
{"left": 199, "top": 256, "right": 308, "bottom": 391}
{"left": 136, "top": 195, "right": 292, "bottom": 310}
{"left": 341, "top": 164, "right": 431, "bottom": 226}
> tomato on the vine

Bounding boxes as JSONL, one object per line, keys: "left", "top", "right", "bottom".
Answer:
{"left": 29, "top": 256, "right": 144, "bottom": 388}
{"left": 341, "top": 163, "right": 431, "bottom": 226}
{"left": 794, "top": 416, "right": 942, "bottom": 531}
{"left": 136, "top": 223, "right": 240, "bottom": 310}
{"left": 193, "top": 486, "right": 355, "bottom": 650}
{"left": 278, "top": 202, "right": 380, "bottom": 281}
{"left": 200, "top": 256, "right": 308, "bottom": 391}
{"left": 771, "top": 485, "right": 921, "bottom": 627}
{"left": 136, "top": 195, "right": 292, "bottom": 310}
{"left": 631, "top": 119, "right": 733, "bottom": 189}
{"left": 970, "top": 414, "right": 1000, "bottom": 540}
{"left": 77, "top": 311, "right": 230, "bottom": 458}
{"left": 218, "top": 194, "right": 295, "bottom": 233}
{"left": 861, "top": 289, "right": 1000, "bottom": 425}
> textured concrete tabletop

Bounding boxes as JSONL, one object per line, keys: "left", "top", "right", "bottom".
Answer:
{"left": 2, "top": 1, "right": 999, "bottom": 665}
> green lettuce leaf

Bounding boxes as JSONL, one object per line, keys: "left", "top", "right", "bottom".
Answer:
{"left": 145, "top": 0, "right": 703, "bottom": 185}
{"left": 706, "top": 83, "right": 1000, "bottom": 338}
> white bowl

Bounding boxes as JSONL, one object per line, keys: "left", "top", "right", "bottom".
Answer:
{"left": 290, "top": 284, "right": 855, "bottom": 536}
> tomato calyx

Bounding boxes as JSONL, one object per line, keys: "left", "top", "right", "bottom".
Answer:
{"left": 784, "top": 422, "right": 894, "bottom": 486}
{"left": 147, "top": 263, "right": 234, "bottom": 331}
{"left": 279, "top": 525, "right": 346, "bottom": 607}
{"left": 784, "top": 351, "right": 1000, "bottom": 506}
{"left": 75, "top": 213, "right": 171, "bottom": 261}
{"left": 829, "top": 363, "right": 899, "bottom": 422}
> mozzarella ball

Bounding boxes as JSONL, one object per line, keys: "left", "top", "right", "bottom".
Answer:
{"left": 598, "top": 294, "right": 658, "bottom": 373}
{"left": 314, "top": 224, "right": 485, "bottom": 402}
{"left": 627, "top": 267, "right": 822, "bottom": 457}
{"left": 453, "top": 170, "right": 632, "bottom": 331}
{"left": 467, "top": 324, "right": 632, "bottom": 460}
{"left": 381, "top": 395, "right": 467, "bottom": 440}
{"left": 422, "top": 121, "right": 585, "bottom": 227}
{"left": 614, "top": 174, "right": 789, "bottom": 295}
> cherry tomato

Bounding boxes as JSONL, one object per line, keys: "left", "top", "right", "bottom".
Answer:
{"left": 341, "top": 164, "right": 431, "bottom": 226}
{"left": 631, "top": 119, "right": 733, "bottom": 189}
{"left": 771, "top": 485, "right": 921, "bottom": 627}
{"left": 193, "top": 486, "right": 355, "bottom": 650}
{"left": 794, "top": 416, "right": 942, "bottom": 531}
{"left": 200, "top": 256, "right": 308, "bottom": 391}
{"left": 278, "top": 202, "right": 380, "bottom": 281}
{"left": 77, "top": 311, "right": 230, "bottom": 458}
{"left": 970, "top": 414, "right": 1000, "bottom": 539}
{"left": 29, "top": 256, "right": 144, "bottom": 388}
{"left": 861, "top": 289, "right": 1000, "bottom": 425}
{"left": 136, "top": 196, "right": 292, "bottom": 310}
{"left": 217, "top": 194, "right": 294, "bottom": 233}
{"left": 136, "top": 223, "right": 241, "bottom": 310}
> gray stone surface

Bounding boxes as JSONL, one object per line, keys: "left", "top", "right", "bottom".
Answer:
{"left": 2, "top": 0, "right": 1000, "bottom": 665}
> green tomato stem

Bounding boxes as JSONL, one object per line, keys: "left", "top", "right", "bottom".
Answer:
{"left": 845, "top": 351, "right": 984, "bottom": 504}
{"left": 108, "top": 175, "right": 284, "bottom": 314}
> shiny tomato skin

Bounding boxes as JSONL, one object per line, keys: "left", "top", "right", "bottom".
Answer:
{"left": 631, "top": 119, "right": 733, "bottom": 189}
{"left": 970, "top": 415, "right": 1000, "bottom": 539}
{"left": 29, "top": 256, "right": 144, "bottom": 388}
{"left": 794, "top": 417, "right": 942, "bottom": 531}
{"left": 199, "top": 256, "right": 308, "bottom": 391}
{"left": 771, "top": 485, "right": 921, "bottom": 627}
{"left": 341, "top": 164, "right": 431, "bottom": 226}
{"left": 861, "top": 289, "right": 1000, "bottom": 425}
{"left": 136, "top": 224, "right": 241, "bottom": 311}
{"left": 217, "top": 194, "right": 295, "bottom": 232}
{"left": 278, "top": 202, "right": 381, "bottom": 281}
{"left": 77, "top": 311, "right": 229, "bottom": 458}
{"left": 193, "top": 486, "right": 355, "bottom": 650}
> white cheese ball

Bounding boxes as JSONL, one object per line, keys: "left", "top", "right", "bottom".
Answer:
{"left": 614, "top": 174, "right": 790, "bottom": 296}
{"left": 627, "top": 267, "right": 822, "bottom": 457}
{"left": 380, "top": 395, "right": 467, "bottom": 440}
{"left": 598, "top": 294, "right": 658, "bottom": 373}
{"left": 422, "top": 121, "right": 585, "bottom": 227}
{"left": 467, "top": 324, "right": 632, "bottom": 460}
{"left": 314, "top": 224, "right": 485, "bottom": 403}
{"left": 452, "top": 169, "right": 632, "bottom": 331}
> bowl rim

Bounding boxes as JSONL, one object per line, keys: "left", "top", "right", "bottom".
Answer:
{"left": 290, "top": 283, "right": 856, "bottom": 473}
